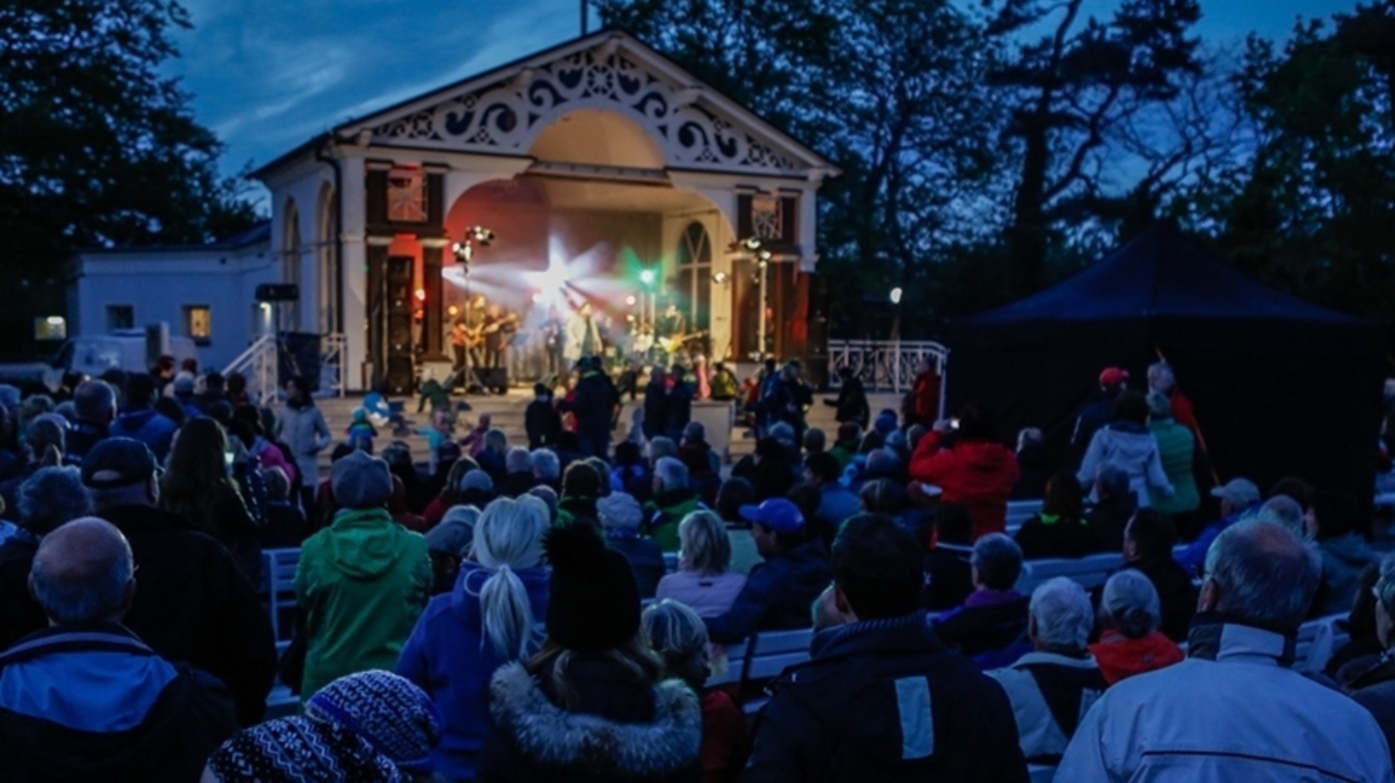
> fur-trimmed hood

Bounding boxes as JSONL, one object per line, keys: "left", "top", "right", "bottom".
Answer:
{"left": 488, "top": 661, "right": 701, "bottom": 778}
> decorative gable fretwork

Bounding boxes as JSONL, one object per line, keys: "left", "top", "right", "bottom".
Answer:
{"left": 370, "top": 45, "right": 799, "bottom": 174}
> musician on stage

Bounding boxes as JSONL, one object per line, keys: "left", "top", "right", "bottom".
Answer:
{"left": 540, "top": 306, "right": 565, "bottom": 378}
{"left": 465, "top": 294, "right": 487, "bottom": 369}
{"left": 482, "top": 303, "right": 518, "bottom": 370}
{"left": 565, "top": 301, "right": 604, "bottom": 366}
{"left": 449, "top": 319, "right": 469, "bottom": 374}
{"left": 657, "top": 302, "right": 686, "bottom": 343}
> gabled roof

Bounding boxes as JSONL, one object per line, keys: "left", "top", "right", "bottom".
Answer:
{"left": 255, "top": 30, "right": 837, "bottom": 181}
{"left": 74, "top": 221, "right": 271, "bottom": 256}
{"left": 966, "top": 222, "right": 1363, "bottom": 326}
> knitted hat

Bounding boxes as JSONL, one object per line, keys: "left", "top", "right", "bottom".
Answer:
{"left": 81, "top": 437, "right": 157, "bottom": 489}
{"left": 206, "top": 715, "right": 406, "bottom": 782}
{"left": 331, "top": 451, "right": 393, "bottom": 510}
{"left": 305, "top": 671, "right": 442, "bottom": 767}
{"left": 426, "top": 510, "right": 477, "bottom": 557}
{"left": 596, "top": 491, "right": 643, "bottom": 530}
{"left": 544, "top": 523, "right": 641, "bottom": 653}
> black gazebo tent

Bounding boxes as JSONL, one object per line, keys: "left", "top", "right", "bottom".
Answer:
{"left": 945, "top": 222, "right": 1386, "bottom": 505}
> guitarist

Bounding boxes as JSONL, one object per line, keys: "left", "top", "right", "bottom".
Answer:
{"left": 482, "top": 304, "right": 519, "bottom": 370}
{"left": 656, "top": 302, "right": 686, "bottom": 346}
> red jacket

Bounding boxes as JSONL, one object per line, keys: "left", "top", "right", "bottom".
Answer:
{"left": 1089, "top": 630, "right": 1185, "bottom": 686}
{"left": 909, "top": 430, "right": 1019, "bottom": 540}
{"left": 700, "top": 690, "right": 745, "bottom": 783}
{"left": 1169, "top": 389, "right": 1199, "bottom": 435}
{"left": 909, "top": 370, "right": 942, "bottom": 425}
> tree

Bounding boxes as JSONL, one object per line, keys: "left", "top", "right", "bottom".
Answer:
{"left": 988, "top": 0, "right": 1203, "bottom": 295}
{"left": 0, "top": 0, "right": 257, "bottom": 353}
{"left": 596, "top": 0, "right": 1006, "bottom": 335}
{"left": 1175, "top": 4, "right": 1395, "bottom": 319}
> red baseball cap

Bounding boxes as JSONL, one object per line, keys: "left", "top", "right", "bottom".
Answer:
{"left": 1099, "top": 367, "right": 1129, "bottom": 387}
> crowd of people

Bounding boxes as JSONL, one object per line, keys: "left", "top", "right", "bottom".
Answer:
{"left": 1, "top": 353, "right": 1394, "bottom": 782}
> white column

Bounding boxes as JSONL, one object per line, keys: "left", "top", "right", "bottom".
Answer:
{"left": 340, "top": 155, "right": 369, "bottom": 391}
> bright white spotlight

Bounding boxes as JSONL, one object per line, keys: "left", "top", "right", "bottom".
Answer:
{"left": 639, "top": 269, "right": 656, "bottom": 286}
{"left": 625, "top": 295, "right": 637, "bottom": 306}
{"left": 890, "top": 287, "right": 903, "bottom": 304}
{"left": 531, "top": 292, "right": 543, "bottom": 304}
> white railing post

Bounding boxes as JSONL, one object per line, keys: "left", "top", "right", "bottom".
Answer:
{"left": 823, "top": 339, "right": 950, "bottom": 395}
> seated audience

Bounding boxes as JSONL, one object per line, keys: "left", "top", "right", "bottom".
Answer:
{"left": 1058, "top": 520, "right": 1393, "bottom": 781}
{"left": 987, "top": 578, "right": 1106, "bottom": 763}
{"left": 389, "top": 473, "right": 429, "bottom": 533}
{"left": 732, "top": 436, "right": 798, "bottom": 502}
{"left": 920, "top": 501, "right": 976, "bottom": 612}
{"left": 1329, "top": 564, "right": 1384, "bottom": 682}
{"left": 715, "top": 477, "right": 762, "bottom": 576}
{"left": 0, "top": 466, "right": 92, "bottom": 647}
{"left": 1309, "top": 489, "right": 1382, "bottom": 617}
{"left": 260, "top": 466, "right": 311, "bottom": 547}
{"left": 1347, "top": 554, "right": 1395, "bottom": 763}
{"left": 1175, "top": 476, "right": 1261, "bottom": 574}
{"left": 479, "top": 523, "right": 701, "bottom": 782}
{"left": 0, "top": 416, "right": 66, "bottom": 521}
{"left": 530, "top": 447, "right": 561, "bottom": 492}
{"left": 296, "top": 451, "right": 432, "bottom": 699}
{"left": 0, "top": 518, "right": 237, "bottom": 780}
{"left": 598, "top": 491, "right": 665, "bottom": 598}
{"left": 656, "top": 510, "right": 748, "bottom": 618}
{"left": 1013, "top": 471, "right": 1094, "bottom": 559}
{"left": 646, "top": 456, "right": 703, "bottom": 551}
{"left": 1119, "top": 509, "right": 1196, "bottom": 642}
{"left": 932, "top": 533, "right": 1030, "bottom": 665}
{"left": 205, "top": 670, "right": 442, "bottom": 782}
{"left": 744, "top": 514, "right": 1028, "bottom": 781}
{"left": 1010, "top": 427, "right": 1051, "bottom": 500}
{"left": 704, "top": 498, "right": 831, "bottom": 644}
{"left": 81, "top": 437, "right": 275, "bottom": 726}
{"left": 678, "top": 421, "right": 721, "bottom": 502}
{"left": 828, "top": 422, "right": 861, "bottom": 468}
{"left": 908, "top": 403, "right": 1020, "bottom": 540}
{"left": 66, "top": 379, "right": 116, "bottom": 464}
{"left": 610, "top": 441, "right": 651, "bottom": 499}
{"left": 497, "top": 447, "right": 537, "bottom": 498}
{"left": 643, "top": 600, "right": 746, "bottom": 783}
{"left": 1089, "top": 570, "right": 1184, "bottom": 685}
{"left": 475, "top": 429, "right": 509, "bottom": 485}
{"left": 1083, "top": 465, "right": 1137, "bottom": 552}
{"left": 423, "top": 506, "right": 478, "bottom": 596}
{"left": 556, "top": 460, "right": 602, "bottom": 525}
{"left": 805, "top": 451, "right": 860, "bottom": 527}
{"left": 526, "top": 484, "right": 558, "bottom": 521}
{"left": 847, "top": 447, "right": 902, "bottom": 496}
{"left": 397, "top": 496, "right": 550, "bottom": 781}
{"left": 109, "top": 373, "right": 178, "bottom": 461}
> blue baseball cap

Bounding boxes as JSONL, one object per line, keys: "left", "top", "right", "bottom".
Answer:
{"left": 739, "top": 498, "right": 805, "bottom": 534}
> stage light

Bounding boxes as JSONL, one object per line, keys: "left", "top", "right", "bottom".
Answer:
{"left": 742, "top": 237, "right": 762, "bottom": 251}
{"left": 531, "top": 292, "right": 543, "bottom": 304}
{"left": 414, "top": 288, "right": 426, "bottom": 301}
{"left": 625, "top": 295, "right": 637, "bottom": 306}
{"left": 453, "top": 241, "right": 473, "bottom": 264}
{"left": 712, "top": 272, "right": 729, "bottom": 285}
{"left": 447, "top": 305, "right": 459, "bottom": 316}
{"left": 890, "top": 287, "right": 903, "bottom": 305}
{"left": 639, "top": 269, "right": 656, "bottom": 286}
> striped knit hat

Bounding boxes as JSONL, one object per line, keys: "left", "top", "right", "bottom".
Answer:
{"left": 305, "top": 671, "right": 442, "bottom": 766}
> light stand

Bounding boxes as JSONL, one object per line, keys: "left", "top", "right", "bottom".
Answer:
{"left": 451, "top": 225, "right": 495, "bottom": 394}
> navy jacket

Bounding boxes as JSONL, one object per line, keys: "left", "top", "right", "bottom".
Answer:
{"left": 606, "top": 531, "right": 666, "bottom": 599}
{"left": 742, "top": 611, "right": 1028, "bottom": 782}
{"left": 705, "top": 538, "right": 831, "bottom": 644}
{"left": 108, "top": 406, "right": 178, "bottom": 461}
{"left": 0, "top": 624, "right": 238, "bottom": 782}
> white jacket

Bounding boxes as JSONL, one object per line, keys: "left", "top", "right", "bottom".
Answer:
{"left": 1057, "top": 621, "right": 1395, "bottom": 782}
{"left": 1077, "top": 424, "right": 1172, "bottom": 508}
{"left": 986, "top": 651, "right": 1104, "bottom": 762}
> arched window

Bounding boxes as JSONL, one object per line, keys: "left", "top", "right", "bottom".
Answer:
{"left": 674, "top": 221, "right": 712, "bottom": 333}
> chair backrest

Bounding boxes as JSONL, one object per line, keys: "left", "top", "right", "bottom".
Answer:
{"left": 1006, "top": 499, "right": 1044, "bottom": 535}
{"left": 268, "top": 548, "right": 300, "bottom": 594}
{"left": 1017, "top": 553, "right": 1122, "bottom": 594}
{"left": 1293, "top": 613, "right": 1342, "bottom": 673}
{"left": 744, "top": 628, "right": 815, "bottom": 681}
{"left": 663, "top": 552, "right": 679, "bottom": 574}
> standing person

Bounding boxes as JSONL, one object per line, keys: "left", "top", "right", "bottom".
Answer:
{"left": 1076, "top": 391, "right": 1173, "bottom": 509}
{"left": 278, "top": 376, "right": 330, "bottom": 516}
{"left": 1147, "top": 360, "right": 1198, "bottom": 433}
{"left": 823, "top": 366, "right": 870, "bottom": 427}
{"left": 109, "top": 373, "right": 178, "bottom": 462}
{"left": 743, "top": 514, "right": 1028, "bottom": 782}
{"left": 1059, "top": 520, "right": 1394, "bottom": 782}
{"left": 902, "top": 356, "right": 942, "bottom": 428}
{"left": 761, "top": 361, "right": 812, "bottom": 443}
{"left": 479, "top": 523, "right": 702, "bottom": 782}
{"left": 0, "top": 518, "right": 239, "bottom": 780}
{"left": 396, "top": 496, "right": 550, "bottom": 782}
{"left": 81, "top": 438, "right": 276, "bottom": 727}
{"left": 525, "top": 383, "right": 562, "bottom": 449}
{"left": 564, "top": 302, "right": 604, "bottom": 366}
{"left": 296, "top": 451, "right": 432, "bottom": 699}
{"left": 540, "top": 306, "right": 566, "bottom": 380}
{"left": 66, "top": 380, "right": 116, "bottom": 464}
{"left": 160, "top": 417, "right": 263, "bottom": 585}
{"left": 1070, "top": 366, "right": 1129, "bottom": 458}
{"left": 1145, "top": 391, "right": 1199, "bottom": 518}
{"left": 643, "top": 366, "right": 669, "bottom": 442}
{"left": 451, "top": 317, "right": 471, "bottom": 377}
{"left": 665, "top": 364, "right": 695, "bottom": 442}
{"left": 908, "top": 403, "right": 1020, "bottom": 540}
{"left": 561, "top": 357, "right": 618, "bottom": 460}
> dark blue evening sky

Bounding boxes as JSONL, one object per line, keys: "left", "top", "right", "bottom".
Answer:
{"left": 169, "top": 0, "right": 1360, "bottom": 194}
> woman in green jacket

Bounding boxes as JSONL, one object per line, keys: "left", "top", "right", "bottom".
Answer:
{"left": 1146, "top": 392, "right": 1199, "bottom": 516}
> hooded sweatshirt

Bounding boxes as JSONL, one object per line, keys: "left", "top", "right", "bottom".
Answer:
{"left": 296, "top": 506, "right": 432, "bottom": 698}
{"left": 1076, "top": 422, "right": 1172, "bottom": 508}
{"left": 909, "top": 430, "right": 1020, "bottom": 540}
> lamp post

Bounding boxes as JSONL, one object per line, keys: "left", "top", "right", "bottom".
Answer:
{"left": 889, "top": 286, "right": 903, "bottom": 391}
{"left": 756, "top": 249, "right": 772, "bottom": 361}
{"left": 639, "top": 267, "right": 657, "bottom": 332}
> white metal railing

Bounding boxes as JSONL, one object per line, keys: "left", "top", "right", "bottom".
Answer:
{"left": 224, "top": 334, "right": 278, "bottom": 406}
{"left": 827, "top": 339, "right": 949, "bottom": 396}
{"left": 318, "top": 333, "right": 347, "bottom": 398}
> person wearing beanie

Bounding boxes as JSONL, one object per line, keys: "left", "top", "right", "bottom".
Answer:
{"left": 423, "top": 505, "right": 479, "bottom": 596}
{"left": 479, "top": 523, "right": 701, "bottom": 783}
{"left": 296, "top": 451, "right": 432, "bottom": 699}
{"left": 397, "top": 497, "right": 551, "bottom": 782}
{"left": 203, "top": 670, "right": 442, "bottom": 782}
{"left": 598, "top": 491, "right": 665, "bottom": 599}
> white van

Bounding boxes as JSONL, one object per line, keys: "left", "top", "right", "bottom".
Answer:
{"left": 41, "top": 330, "right": 198, "bottom": 388}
